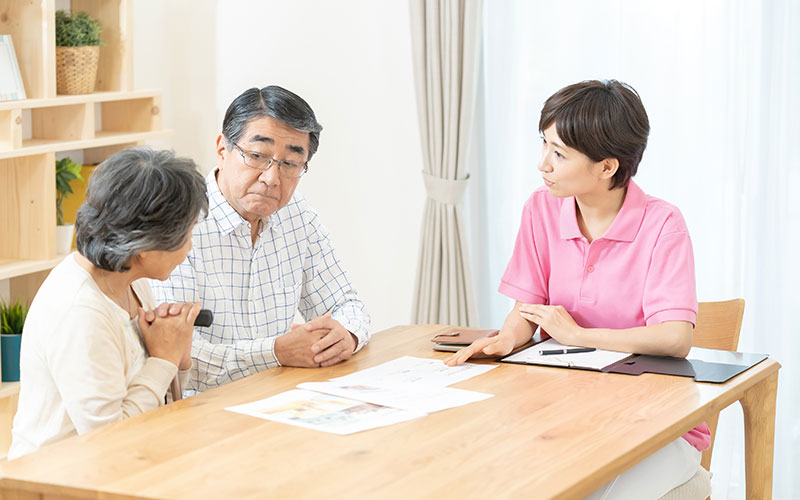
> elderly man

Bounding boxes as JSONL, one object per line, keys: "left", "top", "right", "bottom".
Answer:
{"left": 152, "top": 86, "right": 370, "bottom": 392}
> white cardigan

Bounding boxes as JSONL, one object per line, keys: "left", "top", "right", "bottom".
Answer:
{"left": 9, "top": 254, "right": 189, "bottom": 459}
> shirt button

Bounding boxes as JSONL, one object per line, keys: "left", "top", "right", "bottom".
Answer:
{"left": 587, "top": 265, "right": 594, "bottom": 273}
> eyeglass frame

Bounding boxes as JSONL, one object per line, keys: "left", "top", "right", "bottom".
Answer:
{"left": 231, "top": 142, "right": 309, "bottom": 178}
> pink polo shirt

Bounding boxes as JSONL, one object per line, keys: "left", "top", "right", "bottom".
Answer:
{"left": 499, "top": 180, "right": 710, "bottom": 451}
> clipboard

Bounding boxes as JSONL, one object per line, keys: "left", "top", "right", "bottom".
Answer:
{"left": 500, "top": 339, "right": 634, "bottom": 372}
{"left": 604, "top": 347, "right": 768, "bottom": 383}
{"left": 500, "top": 340, "right": 768, "bottom": 383}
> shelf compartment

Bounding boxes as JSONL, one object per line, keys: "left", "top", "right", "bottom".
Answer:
{"left": 0, "top": 154, "right": 56, "bottom": 261}
{"left": 0, "top": 0, "right": 131, "bottom": 99}
{"left": 71, "top": 0, "right": 133, "bottom": 93}
{"left": 32, "top": 103, "right": 93, "bottom": 142}
{"left": 0, "top": 92, "right": 166, "bottom": 157}
{"left": 0, "top": 0, "right": 56, "bottom": 99}
{"left": 99, "top": 96, "right": 162, "bottom": 134}
{"left": 82, "top": 142, "right": 139, "bottom": 165}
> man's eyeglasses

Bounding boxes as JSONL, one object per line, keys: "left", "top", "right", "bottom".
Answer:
{"left": 232, "top": 143, "right": 308, "bottom": 178}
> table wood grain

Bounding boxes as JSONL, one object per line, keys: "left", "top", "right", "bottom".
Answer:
{"left": 0, "top": 325, "right": 780, "bottom": 500}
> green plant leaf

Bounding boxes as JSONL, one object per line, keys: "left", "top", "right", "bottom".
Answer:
{"left": 55, "top": 10, "right": 102, "bottom": 47}
{"left": 55, "top": 156, "right": 84, "bottom": 224}
{"left": 0, "top": 299, "right": 28, "bottom": 336}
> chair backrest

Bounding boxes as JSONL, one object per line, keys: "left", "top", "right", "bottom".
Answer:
{"left": 694, "top": 299, "right": 745, "bottom": 470}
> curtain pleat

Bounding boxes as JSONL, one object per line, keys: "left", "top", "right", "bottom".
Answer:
{"left": 409, "top": 0, "right": 481, "bottom": 327}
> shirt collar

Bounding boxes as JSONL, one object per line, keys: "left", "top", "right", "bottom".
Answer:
{"left": 206, "top": 169, "right": 287, "bottom": 235}
{"left": 206, "top": 169, "right": 248, "bottom": 235}
{"left": 559, "top": 180, "right": 647, "bottom": 242}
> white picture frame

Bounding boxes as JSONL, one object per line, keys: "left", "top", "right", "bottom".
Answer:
{"left": 0, "top": 34, "right": 27, "bottom": 101}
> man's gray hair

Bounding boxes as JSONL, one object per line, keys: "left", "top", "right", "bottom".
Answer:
{"left": 75, "top": 147, "right": 208, "bottom": 272}
{"left": 222, "top": 85, "right": 323, "bottom": 160}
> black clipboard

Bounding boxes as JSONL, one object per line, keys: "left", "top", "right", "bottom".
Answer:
{"left": 500, "top": 340, "right": 768, "bottom": 384}
{"left": 603, "top": 347, "right": 768, "bottom": 383}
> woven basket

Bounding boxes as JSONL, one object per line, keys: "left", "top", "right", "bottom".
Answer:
{"left": 55, "top": 46, "right": 100, "bottom": 95}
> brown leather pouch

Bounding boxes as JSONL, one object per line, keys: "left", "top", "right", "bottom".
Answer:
{"left": 431, "top": 327, "right": 499, "bottom": 351}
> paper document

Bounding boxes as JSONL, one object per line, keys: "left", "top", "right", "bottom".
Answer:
{"left": 225, "top": 356, "right": 498, "bottom": 435}
{"left": 297, "top": 381, "right": 493, "bottom": 414}
{"left": 503, "top": 338, "right": 631, "bottom": 370}
{"left": 330, "top": 356, "right": 497, "bottom": 388}
{"left": 225, "top": 389, "right": 426, "bottom": 435}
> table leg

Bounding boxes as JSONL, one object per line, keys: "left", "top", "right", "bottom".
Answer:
{"left": 739, "top": 370, "right": 778, "bottom": 500}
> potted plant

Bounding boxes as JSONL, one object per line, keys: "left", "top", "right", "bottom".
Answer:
{"left": 56, "top": 156, "right": 83, "bottom": 254}
{"left": 0, "top": 299, "right": 28, "bottom": 382}
{"left": 55, "top": 10, "right": 102, "bottom": 95}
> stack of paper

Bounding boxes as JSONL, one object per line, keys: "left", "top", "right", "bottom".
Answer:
{"left": 225, "top": 356, "right": 496, "bottom": 435}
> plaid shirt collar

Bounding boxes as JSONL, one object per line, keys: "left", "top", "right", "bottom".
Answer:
{"left": 206, "top": 169, "right": 287, "bottom": 236}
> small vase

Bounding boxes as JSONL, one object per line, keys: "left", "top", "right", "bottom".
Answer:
{"left": 55, "top": 45, "right": 100, "bottom": 95}
{"left": 56, "top": 224, "right": 75, "bottom": 255}
{"left": 1, "top": 334, "right": 22, "bottom": 382}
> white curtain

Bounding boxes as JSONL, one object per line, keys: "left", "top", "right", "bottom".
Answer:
{"left": 409, "top": 0, "right": 482, "bottom": 326}
{"left": 475, "top": 1, "right": 799, "bottom": 498}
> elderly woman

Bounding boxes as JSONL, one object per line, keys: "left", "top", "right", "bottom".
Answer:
{"left": 9, "top": 148, "right": 208, "bottom": 459}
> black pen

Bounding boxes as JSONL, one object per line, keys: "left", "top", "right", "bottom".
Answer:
{"left": 539, "top": 347, "right": 596, "bottom": 356}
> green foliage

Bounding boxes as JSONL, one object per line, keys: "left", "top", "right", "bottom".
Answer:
{"left": 0, "top": 299, "right": 28, "bottom": 336}
{"left": 56, "top": 157, "right": 84, "bottom": 225}
{"left": 55, "top": 10, "right": 102, "bottom": 47}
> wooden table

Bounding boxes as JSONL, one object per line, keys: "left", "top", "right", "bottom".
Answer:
{"left": 0, "top": 325, "right": 780, "bottom": 499}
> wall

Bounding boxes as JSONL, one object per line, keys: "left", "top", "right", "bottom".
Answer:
{"left": 132, "top": 0, "right": 218, "bottom": 170}
{"left": 134, "top": 0, "right": 425, "bottom": 333}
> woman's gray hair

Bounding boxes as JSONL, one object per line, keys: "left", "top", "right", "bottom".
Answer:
{"left": 75, "top": 147, "right": 208, "bottom": 272}
{"left": 222, "top": 85, "right": 323, "bottom": 160}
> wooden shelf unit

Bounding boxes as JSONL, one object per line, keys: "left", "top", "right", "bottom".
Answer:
{"left": 0, "top": 1, "right": 172, "bottom": 459}
{"left": 0, "top": 255, "right": 69, "bottom": 282}
{"left": 0, "top": 0, "right": 171, "bottom": 288}
{"left": 1, "top": 0, "right": 133, "bottom": 100}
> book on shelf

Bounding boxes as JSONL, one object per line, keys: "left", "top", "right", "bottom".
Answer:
{"left": 0, "top": 35, "right": 27, "bottom": 102}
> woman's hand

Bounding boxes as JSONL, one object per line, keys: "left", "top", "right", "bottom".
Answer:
{"left": 146, "top": 303, "right": 195, "bottom": 370}
{"left": 444, "top": 300, "right": 542, "bottom": 366}
{"left": 518, "top": 304, "right": 583, "bottom": 346}
{"left": 443, "top": 332, "right": 516, "bottom": 366}
{"left": 137, "top": 302, "right": 201, "bottom": 368}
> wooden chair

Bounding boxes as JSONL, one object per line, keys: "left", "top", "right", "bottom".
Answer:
{"left": 660, "top": 299, "right": 745, "bottom": 500}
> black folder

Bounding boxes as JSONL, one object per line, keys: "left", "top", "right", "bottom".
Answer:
{"left": 603, "top": 347, "right": 768, "bottom": 383}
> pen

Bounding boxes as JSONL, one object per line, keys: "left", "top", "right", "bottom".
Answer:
{"left": 539, "top": 347, "right": 596, "bottom": 356}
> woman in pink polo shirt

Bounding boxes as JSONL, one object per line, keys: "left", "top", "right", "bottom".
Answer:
{"left": 445, "top": 80, "right": 708, "bottom": 499}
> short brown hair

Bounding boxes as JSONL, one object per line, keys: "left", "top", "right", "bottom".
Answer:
{"left": 539, "top": 80, "right": 649, "bottom": 190}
